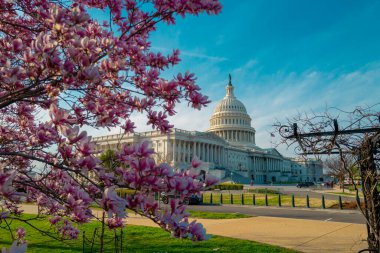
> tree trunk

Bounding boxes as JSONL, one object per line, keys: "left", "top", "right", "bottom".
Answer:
{"left": 359, "top": 135, "right": 380, "bottom": 252}
{"left": 99, "top": 211, "right": 106, "bottom": 253}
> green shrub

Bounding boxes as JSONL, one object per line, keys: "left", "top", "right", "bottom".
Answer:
{"left": 211, "top": 183, "right": 244, "bottom": 190}
{"left": 115, "top": 188, "right": 138, "bottom": 198}
{"left": 247, "top": 188, "right": 281, "bottom": 194}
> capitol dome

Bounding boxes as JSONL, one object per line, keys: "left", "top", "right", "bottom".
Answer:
{"left": 207, "top": 75, "right": 256, "bottom": 148}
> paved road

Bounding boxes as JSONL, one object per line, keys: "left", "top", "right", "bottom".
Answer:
{"left": 187, "top": 204, "right": 366, "bottom": 224}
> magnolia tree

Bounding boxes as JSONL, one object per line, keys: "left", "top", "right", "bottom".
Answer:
{"left": 0, "top": 0, "right": 222, "bottom": 251}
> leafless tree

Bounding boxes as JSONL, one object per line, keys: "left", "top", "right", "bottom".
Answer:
{"left": 324, "top": 155, "right": 356, "bottom": 192}
{"left": 274, "top": 105, "right": 380, "bottom": 252}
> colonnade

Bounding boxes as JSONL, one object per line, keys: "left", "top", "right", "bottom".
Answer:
{"left": 213, "top": 130, "right": 255, "bottom": 143}
{"left": 252, "top": 156, "right": 282, "bottom": 172}
{"left": 171, "top": 139, "right": 225, "bottom": 166}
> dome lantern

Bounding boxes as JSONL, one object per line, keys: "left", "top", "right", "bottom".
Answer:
{"left": 226, "top": 74, "right": 235, "bottom": 97}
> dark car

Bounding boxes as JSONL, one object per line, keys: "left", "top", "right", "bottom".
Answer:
{"left": 160, "top": 192, "right": 202, "bottom": 205}
{"left": 296, "top": 182, "right": 315, "bottom": 188}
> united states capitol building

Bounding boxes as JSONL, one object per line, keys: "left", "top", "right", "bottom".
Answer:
{"left": 93, "top": 77, "right": 323, "bottom": 184}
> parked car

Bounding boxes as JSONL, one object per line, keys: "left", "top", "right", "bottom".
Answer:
{"left": 296, "top": 182, "right": 308, "bottom": 188}
{"left": 160, "top": 192, "right": 202, "bottom": 205}
{"left": 296, "top": 182, "right": 315, "bottom": 188}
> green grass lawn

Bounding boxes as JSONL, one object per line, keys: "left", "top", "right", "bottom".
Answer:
{"left": 201, "top": 193, "right": 339, "bottom": 208}
{"left": 0, "top": 214, "right": 298, "bottom": 253}
{"left": 188, "top": 210, "right": 252, "bottom": 219}
{"left": 326, "top": 191, "right": 363, "bottom": 197}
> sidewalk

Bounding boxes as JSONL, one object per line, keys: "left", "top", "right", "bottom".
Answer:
{"left": 20, "top": 204, "right": 367, "bottom": 253}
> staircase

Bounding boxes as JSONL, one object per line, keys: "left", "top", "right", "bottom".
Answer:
{"left": 221, "top": 168, "right": 250, "bottom": 184}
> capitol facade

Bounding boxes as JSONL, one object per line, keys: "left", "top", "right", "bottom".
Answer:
{"left": 93, "top": 77, "right": 323, "bottom": 184}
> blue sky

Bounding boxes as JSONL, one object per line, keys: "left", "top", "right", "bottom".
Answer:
{"left": 93, "top": 0, "right": 380, "bottom": 156}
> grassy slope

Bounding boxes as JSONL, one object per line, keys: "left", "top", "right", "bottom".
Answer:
{"left": 0, "top": 214, "right": 298, "bottom": 253}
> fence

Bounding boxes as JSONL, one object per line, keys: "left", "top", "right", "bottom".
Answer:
{"left": 200, "top": 192, "right": 359, "bottom": 210}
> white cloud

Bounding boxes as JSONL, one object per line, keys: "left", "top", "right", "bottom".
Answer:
{"left": 151, "top": 46, "right": 227, "bottom": 62}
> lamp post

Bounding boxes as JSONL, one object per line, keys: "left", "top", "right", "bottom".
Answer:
{"left": 231, "top": 172, "right": 234, "bottom": 183}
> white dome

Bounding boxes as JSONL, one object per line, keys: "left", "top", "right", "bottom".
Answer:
{"left": 214, "top": 97, "right": 247, "bottom": 114}
{"left": 207, "top": 75, "right": 256, "bottom": 148}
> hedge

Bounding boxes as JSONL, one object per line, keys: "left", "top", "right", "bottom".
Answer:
{"left": 211, "top": 183, "right": 243, "bottom": 190}
{"left": 115, "top": 188, "right": 138, "bottom": 198}
{"left": 247, "top": 188, "right": 281, "bottom": 194}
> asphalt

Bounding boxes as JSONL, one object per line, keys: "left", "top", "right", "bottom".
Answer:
{"left": 19, "top": 204, "right": 368, "bottom": 253}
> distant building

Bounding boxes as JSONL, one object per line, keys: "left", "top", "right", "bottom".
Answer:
{"left": 93, "top": 77, "right": 323, "bottom": 183}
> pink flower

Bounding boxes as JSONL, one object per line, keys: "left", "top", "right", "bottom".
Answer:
{"left": 101, "top": 187, "right": 127, "bottom": 218}
{"left": 15, "top": 228, "right": 26, "bottom": 240}
{"left": 49, "top": 216, "right": 62, "bottom": 225}
{"left": 121, "top": 119, "right": 135, "bottom": 133}
{"left": 12, "top": 39, "right": 23, "bottom": 52}
{"left": 188, "top": 221, "right": 208, "bottom": 241}
{"left": 191, "top": 156, "right": 202, "bottom": 169}
{"left": 107, "top": 217, "right": 124, "bottom": 229}
{"left": 204, "top": 174, "right": 219, "bottom": 187}
{"left": 0, "top": 0, "right": 222, "bottom": 244}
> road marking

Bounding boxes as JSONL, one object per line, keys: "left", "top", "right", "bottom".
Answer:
{"left": 324, "top": 218, "right": 333, "bottom": 222}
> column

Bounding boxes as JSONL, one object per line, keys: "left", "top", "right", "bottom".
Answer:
{"left": 212, "top": 145, "right": 215, "bottom": 163}
{"left": 209, "top": 144, "right": 213, "bottom": 163}
{"left": 172, "top": 139, "right": 176, "bottom": 163}
{"left": 193, "top": 141, "right": 196, "bottom": 159}
{"left": 206, "top": 144, "right": 210, "bottom": 162}
{"left": 181, "top": 141, "right": 185, "bottom": 162}
{"left": 202, "top": 142, "right": 205, "bottom": 161}
{"left": 185, "top": 142, "right": 189, "bottom": 163}
{"left": 185, "top": 141, "right": 189, "bottom": 163}
{"left": 217, "top": 146, "right": 220, "bottom": 164}
{"left": 162, "top": 140, "right": 169, "bottom": 159}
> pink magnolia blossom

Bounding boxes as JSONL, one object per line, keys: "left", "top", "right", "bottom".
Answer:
{"left": 191, "top": 156, "right": 202, "bottom": 168}
{"left": 101, "top": 187, "right": 127, "bottom": 218}
{"left": 0, "top": 0, "right": 222, "bottom": 249}
{"left": 15, "top": 228, "right": 26, "bottom": 240}
{"left": 107, "top": 217, "right": 124, "bottom": 229}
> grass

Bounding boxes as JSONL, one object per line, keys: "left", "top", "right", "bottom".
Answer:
{"left": 246, "top": 188, "right": 281, "bottom": 194}
{"left": 202, "top": 193, "right": 338, "bottom": 208}
{"left": 188, "top": 210, "right": 252, "bottom": 219}
{"left": 0, "top": 214, "right": 298, "bottom": 253}
{"left": 326, "top": 191, "right": 363, "bottom": 197}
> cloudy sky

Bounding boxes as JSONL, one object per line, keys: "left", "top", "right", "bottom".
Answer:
{"left": 92, "top": 0, "right": 380, "bottom": 156}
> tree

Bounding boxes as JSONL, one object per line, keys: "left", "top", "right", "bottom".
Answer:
{"left": 324, "top": 155, "right": 355, "bottom": 192}
{"left": 0, "top": 0, "right": 221, "bottom": 251}
{"left": 274, "top": 105, "right": 380, "bottom": 252}
{"left": 99, "top": 149, "right": 120, "bottom": 172}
